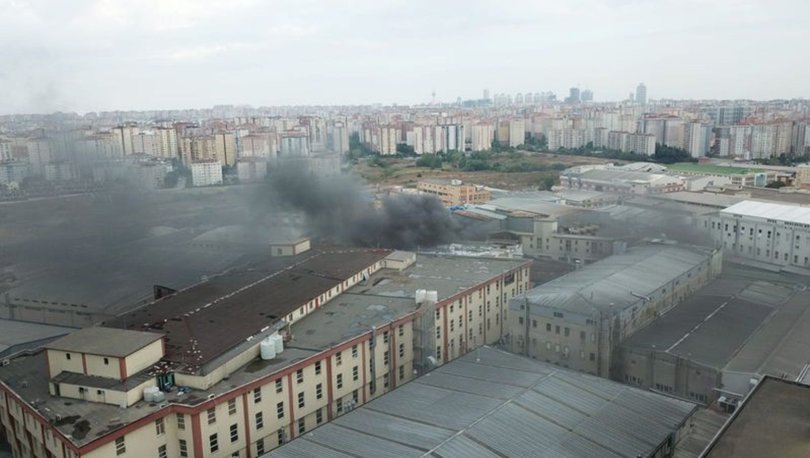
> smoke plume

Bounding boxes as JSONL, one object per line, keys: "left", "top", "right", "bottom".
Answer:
{"left": 256, "top": 163, "right": 459, "bottom": 249}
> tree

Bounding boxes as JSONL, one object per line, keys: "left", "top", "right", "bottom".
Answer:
{"left": 540, "top": 176, "right": 556, "bottom": 190}
{"left": 765, "top": 181, "right": 787, "bottom": 189}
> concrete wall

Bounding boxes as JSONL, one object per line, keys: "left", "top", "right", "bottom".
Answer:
{"left": 615, "top": 347, "right": 720, "bottom": 404}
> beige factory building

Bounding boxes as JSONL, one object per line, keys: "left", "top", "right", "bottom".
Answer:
{"left": 506, "top": 243, "right": 722, "bottom": 378}
{"left": 0, "top": 247, "right": 530, "bottom": 458}
{"left": 417, "top": 178, "right": 491, "bottom": 207}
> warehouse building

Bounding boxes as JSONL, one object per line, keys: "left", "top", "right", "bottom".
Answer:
{"left": 560, "top": 164, "right": 686, "bottom": 194}
{"left": 265, "top": 347, "right": 698, "bottom": 458}
{"left": 453, "top": 196, "right": 625, "bottom": 263}
{"left": 700, "top": 200, "right": 810, "bottom": 272}
{"left": 506, "top": 243, "right": 722, "bottom": 378}
{"left": 0, "top": 249, "right": 530, "bottom": 458}
{"left": 617, "top": 267, "right": 810, "bottom": 405}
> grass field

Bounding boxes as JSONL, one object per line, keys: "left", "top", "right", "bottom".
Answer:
{"left": 353, "top": 152, "right": 618, "bottom": 190}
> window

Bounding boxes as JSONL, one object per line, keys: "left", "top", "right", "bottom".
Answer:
{"left": 398, "top": 325, "right": 404, "bottom": 337}
{"left": 276, "top": 401, "right": 284, "bottom": 419}
{"left": 399, "top": 365, "right": 405, "bottom": 380}
{"left": 352, "top": 345, "right": 358, "bottom": 358}
{"left": 353, "top": 389, "right": 359, "bottom": 403}
{"left": 352, "top": 366, "right": 359, "bottom": 381}
{"left": 435, "top": 309, "right": 441, "bottom": 320}
{"left": 296, "top": 369, "right": 304, "bottom": 384}
{"left": 256, "top": 439, "right": 265, "bottom": 455}
{"left": 315, "top": 361, "right": 322, "bottom": 375}
{"left": 277, "top": 429, "right": 284, "bottom": 445}
{"left": 179, "top": 439, "right": 188, "bottom": 458}
{"left": 337, "top": 373, "right": 343, "bottom": 389}
{"left": 298, "top": 418, "right": 306, "bottom": 434}
{"left": 253, "top": 387, "right": 261, "bottom": 404}
{"left": 553, "top": 312, "right": 564, "bottom": 318}
{"left": 383, "top": 351, "right": 390, "bottom": 366}
{"left": 255, "top": 411, "right": 264, "bottom": 430}
{"left": 519, "top": 317, "right": 524, "bottom": 325}
{"left": 230, "top": 423, "right": 238, "bottom": 443}
{"left": 589, "top": 353, "right": 595, "bottom": 362}
{"left": 336, "top": 351, "right": 343, "bottom": 366}
{"left": 115, "top": 437, "right": 125, "bottom": 455}
{"left": 436, "top": 346, "right": 442, "bottom": 360}
{"left": 228, "top": 398, "right": 237, "bottom": 415}
{"left": 66, "top": 353, "right": 71, "bottom": 360}
{"left": 275, "top": 379, "right": 283, "bottom": 393}
{"left": 399, "top": 343, "right": 405, "bottom": 358}
{"left": 384, "top": 373, "right": 390, "bottom": 388}
{"left": 383, "top": 331, "right": 389, "bottom": 344}
{"left": 207, "top": 407, "right": 216, "bottom": 424}
{"left": 450, "top": 320, "right": 454, "bottom": 331}
{"left": 158, "top": 445, "right": 167, "bottom": 458}
{"left": 555, "top": 325, "right": 560, "bottom": 334}
{"left": 336, "top": 398, "right": 343, "bottom": 413}
{"left": 532, "top": 319, "right": 537, "bottom": 328}
{"left": 209, "top": 433, "right": 219, "bottom": 453}
{"left": 298, "top": 392, "right": 305, "bottom": 408}
{"left": 564, "top": 327, "right": 570, "bottom": 337}
{"left": 316, "top": 383, "right": 323, "bottom": 399}
{"left": 316, "top": 408, "right": 323, "bottom": 424}
{"left": 177, "top": 414, "right": 185, "bottom": 430}
{"left": 546, "top": 323, "right": 551, "bottom": 332}
{"left": 103, "top": 357, "right": 109, "bottom": 365}
{"left": 436, "top": 326, "right": 441, "bottom": 338}
{"left": 155, "top": 417, "right": 165, "bottom": 435}
{"left": 458, "top": 316, "right": 462, "bottom": 328}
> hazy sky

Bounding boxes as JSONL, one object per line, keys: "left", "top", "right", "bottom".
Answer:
{"left": 0, "top": 0, "right": 807, "bottom": 114}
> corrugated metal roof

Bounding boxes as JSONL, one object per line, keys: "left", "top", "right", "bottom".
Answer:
{"left": 721, "top": 200, "right": 810, "bottom": 224}
{"left": 513, "top": 245, "right": 711, "bottom": 315}
{"left": 432, "top": 434, "right": 500, "bottom": 458}
{"left": 264, "top": 347, "right": 696, "bottom": 458}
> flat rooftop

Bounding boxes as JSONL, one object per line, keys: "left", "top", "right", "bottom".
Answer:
{"left": 265, "top": 347, "right": 696, "bottom": 458}
{"left": 0, "top": 319, "right": 75, "bottom": 357}
{"left": 622, "top": 266, "right": 810, "bottom": 376}
{"left": 703, "top": 377, "right": 810, "bottom": 458}
{"left": 45, "top": 327, "right": 163, "bottom": 358}
{"left": 0, "top": 346, "right": 319, "bottom": 447}
{"left": 103, "top": 249, "right": 391, "bottom": 372}
{"left": 289, "top": 254, "right": 529, "bottom": 351}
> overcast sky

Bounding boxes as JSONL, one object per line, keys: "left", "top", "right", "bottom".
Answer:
{"left": 0, "top": 0, "right": 807, "bottom": 114}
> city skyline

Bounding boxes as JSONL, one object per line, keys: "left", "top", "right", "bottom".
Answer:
{"left": 0, "top": 0, "right": 808, "bottom": 115}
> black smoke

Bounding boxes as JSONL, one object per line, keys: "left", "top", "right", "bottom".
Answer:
{"left": 255, "top": 163, "right": 459, "bottom": 249}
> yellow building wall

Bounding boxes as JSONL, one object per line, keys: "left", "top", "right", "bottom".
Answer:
{"left": 46, "top": 349, "right": 85, "bottom": 378}
{"left": 84, "top": 354, "right": 121, "bottom": 379}
{"left": 124, "top": 339, "right": 164, "bottom": 377}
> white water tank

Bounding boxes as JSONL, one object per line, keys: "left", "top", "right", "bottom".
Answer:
{"left": 271, "top": 333, "right": 284, "bottom": 353}
{"left": 415, "top": 289, "right": 427, "bottom": 304}
{"left": 260, "top": 338, "right": 277, "bottom": 360}
{"left": 143, "top": 386, "right": 159, "bottom": 402}
{"left": 426, "top": 290, "right": 438, "bottom": 303}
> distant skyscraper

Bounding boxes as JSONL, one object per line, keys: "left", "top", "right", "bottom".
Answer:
{"left": 567, "top": 87, "right": 580, "bottom": 104}
{"left": 483, "top": 89, "right": 490, "bottom": 100}
{"left": 581, "top": 89, "right": 593, "bottom": 102}
{"left": 636, "top": 83, "right": 647, "bottom": 105}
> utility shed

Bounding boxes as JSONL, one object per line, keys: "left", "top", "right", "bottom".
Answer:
{"left": 264, "top": 347, "right": 697, "bottom": 458}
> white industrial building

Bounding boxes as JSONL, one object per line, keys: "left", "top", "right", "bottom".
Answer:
{"left": 700, "top": 200, "right": 810, "bottom": 271}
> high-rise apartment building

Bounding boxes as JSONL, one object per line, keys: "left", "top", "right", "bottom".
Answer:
{"left": 635, "top": 83, "right": 647, "bottom": 105}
